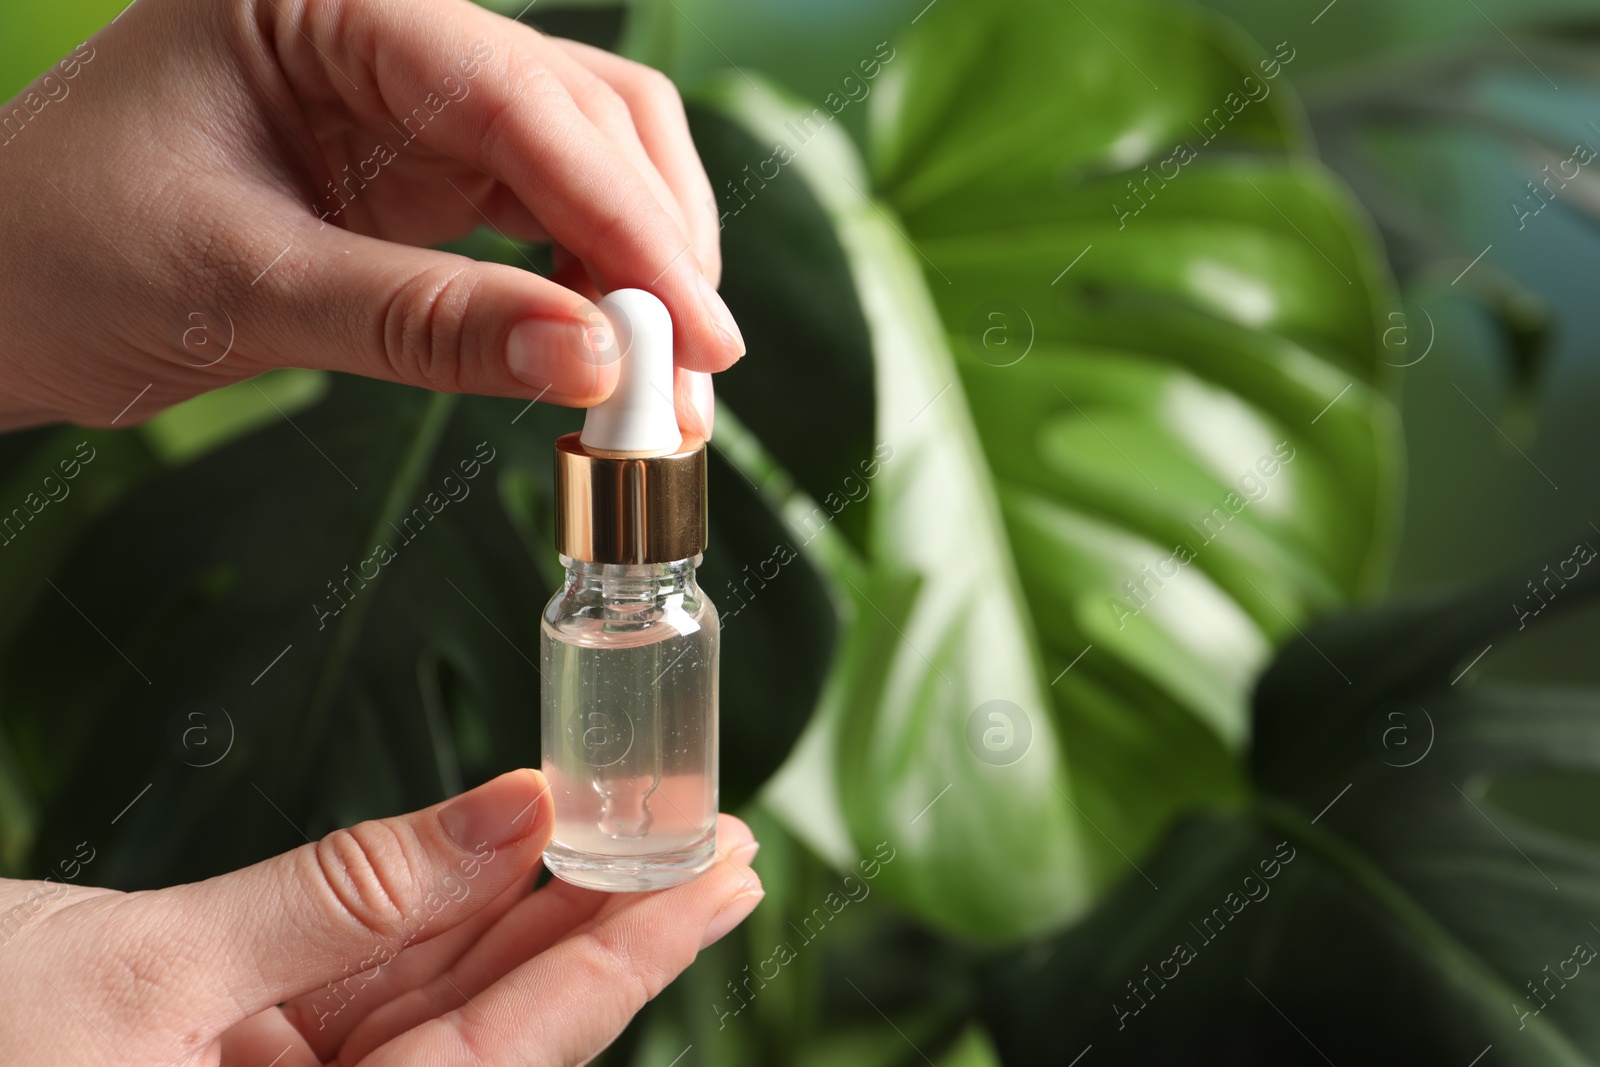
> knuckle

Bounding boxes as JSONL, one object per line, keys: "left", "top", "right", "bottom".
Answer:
{"left": 634, "top": 66, "right": 683, "bottom": 114}
{"left": 308, "top": 820, "right": 425, "bottom": 939}
{"left": 523, "top": 63, "right": 568, "bottom": 101}
{"left": 381, "top": 264, "right": 476, "bottom": 393}
{"left": 571, "top": 76, "right": 632, "bottom": 131}
{"left": 428, "top": 1013, "right": 496, "bottom": 1066}
{"left": 479, "top": 62, "right": 565, "bottom": 167}
{"left": 572, "top": 184, "right": 662, "bottom": 264}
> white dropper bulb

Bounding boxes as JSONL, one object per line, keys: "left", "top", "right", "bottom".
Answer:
{"left": 579, "top": 289, "right": 682, "bottom": 455}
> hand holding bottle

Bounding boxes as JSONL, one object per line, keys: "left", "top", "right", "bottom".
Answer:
{"left": 0, "top": 0, "right": 739, "bottom": 435}
{"left": 0, "top": 770, "right": 763, "bottom": 1064}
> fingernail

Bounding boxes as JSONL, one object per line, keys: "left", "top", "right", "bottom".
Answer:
{"left": 677, "top": 370, "right": 715, "bottom": 441}
{"left": 727, "top": 840, "right": 759, "bottom": 867}
{"left": 439, "top": 769, "right": 549, "bottom": 852}
{"left": 506, "top": 318, "right": 612, "bottom": 402}
{"left": 697, "top": 274, "right": 745, "bottom": 357}
{"left": 699, "top": 890, "right": 764, "bottom": 949}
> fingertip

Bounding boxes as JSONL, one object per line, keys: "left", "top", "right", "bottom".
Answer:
{"left": 523, "top": 768, "right": 556, "bottom": 849}
{"left": 698, "top": 884, "right": 764, "bottom": 950}
{"left": 438, "top": 768, "right": 553, "bottom": 853}
{"left": 693, "top": 837, "right": 766, "bottom": 949}
{"left": 675, "top": 368, "right": 714, "bottom": 440}
{"left": 523, "top": 765, "right": 551, "bottom": 804}
{"left": 505, "top": 314, "right": 620, "bottom": 407}
{"left": 714, "top": 814, "right": 759, "bottom": 875}
{"left": 695, "top": 272, "right": 745, "bottom": 361}
{"left": 716, "top": 812, "right": 755, "bottom": 849}
{"left": 697, "top": 238, "right": 723, "bottom": 291}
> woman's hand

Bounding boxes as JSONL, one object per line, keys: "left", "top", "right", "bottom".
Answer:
{"left": 0, "top": 769, "right": 763, "bottom": 1065}
{"left": 0, "top": 0, "right": 738, "bottom": 434}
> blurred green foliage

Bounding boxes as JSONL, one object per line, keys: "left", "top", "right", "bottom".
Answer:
{"left": 5, "top": 0, "right": 1600, "bottom": 1063}
{"left": 988, "top": 561, "right": 1600, "bottom": 1064}
{"left": 0, "top": 0, "right": 123, "bottom": 100}
{"left": 685, "top": 0, "right": 1398, "bottom": 943}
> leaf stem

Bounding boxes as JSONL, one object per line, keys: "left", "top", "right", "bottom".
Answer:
{"left": 1255, "top": 797, "right": 1591, "bottom": 1065}
{"left": 286, "top": 392, "right": 459, "bottom": 798}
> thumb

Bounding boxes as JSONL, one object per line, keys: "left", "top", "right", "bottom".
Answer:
{"left": 87, "top": 769, "right": 552, "bottom": 1037}
{"left": 244, "top": 223, "right": 620, "bottom": 406}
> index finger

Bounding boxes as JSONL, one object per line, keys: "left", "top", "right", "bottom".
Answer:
{"left": 361, "top": 815, "right": 764, "bottom": 1066}
{"left": 324, "top": 0, "right": 745, "bottom": 372}
{"left": 552, "top": 39, "right": 723, "bottom": 288}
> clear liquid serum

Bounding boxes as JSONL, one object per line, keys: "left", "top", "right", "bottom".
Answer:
{"left": 541, "top": 289, "right": 719, "bottom": 892}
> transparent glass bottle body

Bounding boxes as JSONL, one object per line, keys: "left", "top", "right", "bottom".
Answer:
{"left": 540, "top": 555, "right": 719, "bottom": 891}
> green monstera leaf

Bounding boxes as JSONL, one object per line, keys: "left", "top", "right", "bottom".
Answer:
{"left": 671, "top": 0, "right": 1399, "bottom": 940}
{"left": 1, "top": 0, "right": 1397, "bottom": 951}
{"left": 983, "top": 547, "right": 1600, "bottom": 1065}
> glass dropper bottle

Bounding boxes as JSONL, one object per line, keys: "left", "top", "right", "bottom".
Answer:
{"left": 540, "top": 288, "right": 719, "bottom": 891}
